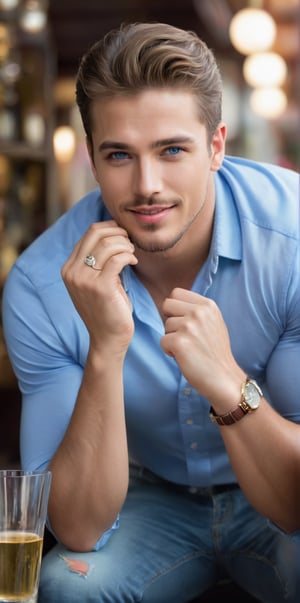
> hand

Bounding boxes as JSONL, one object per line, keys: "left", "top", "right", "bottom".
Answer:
{"left": 161, "top": 288, "right": 244, "bottom": 404}
{"left": 61, "top": 220, "right": 138, "bottom": 357}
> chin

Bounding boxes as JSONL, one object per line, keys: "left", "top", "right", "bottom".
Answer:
{"left": 134, "top": 235, "right": 182, "bottom": 253}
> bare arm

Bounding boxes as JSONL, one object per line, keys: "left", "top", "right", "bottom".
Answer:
{"left": 48, "top": 221, "right": 137, "bottom": 552}
{"left": 161, "top": 287, "right": 300, "bottom": 532}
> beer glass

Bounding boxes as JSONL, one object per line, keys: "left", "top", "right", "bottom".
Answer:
{"left": 0, "top": 469, "right": 51, "bottom": 603}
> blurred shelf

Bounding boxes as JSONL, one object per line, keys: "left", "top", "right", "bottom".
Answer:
{"left": 0, "top": 141, "right": 50, "bottom": 162}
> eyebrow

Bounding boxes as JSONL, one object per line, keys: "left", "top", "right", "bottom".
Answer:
{"left": 98, "top": 136, "right": 195, "bottom": 152}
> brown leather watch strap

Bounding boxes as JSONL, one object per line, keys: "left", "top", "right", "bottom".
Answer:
{"left": 209, "top": 403, "right": 247, "bottom": 426}
{"left": 210, "top": 377, "right": 262, "bottom": 426}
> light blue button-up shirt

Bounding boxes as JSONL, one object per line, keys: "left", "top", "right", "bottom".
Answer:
{"left": 3, "top": 155, "right": 300, "bottom": 549}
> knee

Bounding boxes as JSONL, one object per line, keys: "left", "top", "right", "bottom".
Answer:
{"left": 39, "top": 549, "right": 93, "bottom": 603}
{"left": 38, "top": 545, "right": 138, "bottom": 603}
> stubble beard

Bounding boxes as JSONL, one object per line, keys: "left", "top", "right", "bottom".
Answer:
{"left": 130, "top": 206, "right": 204, "bottom": 253}
{"left": 131, "top": 226, "right": 186, "bottom": 252}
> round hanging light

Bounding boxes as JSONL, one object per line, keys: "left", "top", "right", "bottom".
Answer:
{"left": 250, "top": 87, "right": 287, "bottom": 119}
{"left": 229, "top": 8, "right": 276, "bottom": 55}
{"left": 0, "top": 0, "right": 19, "bottom": 9}
{"left": 19, "top": 0, "right": 48, "bottom": 33}
{"left": 243, "top": 52, "right": 287, "bottom": 88}
{"left": 53, "top": 126, "right": 76, "bottom": 163}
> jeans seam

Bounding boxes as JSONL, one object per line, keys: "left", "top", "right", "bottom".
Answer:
{"left": 138, "top": 549, "right": 213, "bottom": 601}
{"left": 222, "top": 550, "right": 290, "bottom": 600}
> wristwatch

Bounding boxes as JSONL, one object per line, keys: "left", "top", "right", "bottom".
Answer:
{"left": 210, "top": 378, "right": 263, "bottom": 426}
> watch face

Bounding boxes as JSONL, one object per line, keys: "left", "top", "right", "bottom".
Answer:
{"left": 245, "top": 382, "right": 261, "bottom": 409}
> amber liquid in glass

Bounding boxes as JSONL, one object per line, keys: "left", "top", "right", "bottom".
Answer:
{"left": 0, "top": 531, "right": 43, "bottom": 601}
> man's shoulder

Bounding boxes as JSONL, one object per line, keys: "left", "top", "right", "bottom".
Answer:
{"left": 221, "top": 155, "right": 299, "bottom": 189}
{"left": 219, "top": 155, "right": 299, "bottom": 237}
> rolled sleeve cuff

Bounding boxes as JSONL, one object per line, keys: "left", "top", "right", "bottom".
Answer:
{"left": 46, "top": 514, "right": 120, "bottom": 552}
{"left": 92, "top": 515, "right": 120, "bottom": 550}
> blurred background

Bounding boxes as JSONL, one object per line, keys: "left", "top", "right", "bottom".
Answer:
{"left": 0, "top": 0, "right": 299, "bottom": 465}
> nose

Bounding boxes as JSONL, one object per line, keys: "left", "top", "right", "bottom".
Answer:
{"left": 133, "top": 157, "right": 162, "bottom": 198}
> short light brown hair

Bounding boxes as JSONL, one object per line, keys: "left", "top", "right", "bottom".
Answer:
{"left": 76, "top": 22, "right": 222, "bottom": 146}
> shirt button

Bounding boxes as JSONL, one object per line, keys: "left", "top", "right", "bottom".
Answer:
{"left": 186, "top": 419, "right": 194, "bottom": 425}
{"left": 190, "top": 442, "right": 198, "bottom": 450}
{"left": 184, "top": 388, "right": 191, "bottom": 395}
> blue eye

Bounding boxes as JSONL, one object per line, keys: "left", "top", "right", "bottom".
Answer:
{"left": 166, "top": 146, "right": 181, "bottom": 155}
{"left": 111, "top": 151, "right": 129, "bottom": 160}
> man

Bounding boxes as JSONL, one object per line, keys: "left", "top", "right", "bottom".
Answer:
{"left": 3, "top": 21, "right": 300, "bottom": 603}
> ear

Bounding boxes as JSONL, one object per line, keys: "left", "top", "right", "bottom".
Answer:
{"left": 210, "top": 122, "right": 227, "bottom": 172}
{"left": 86, "top": 136, "right": 99, "bottom": 183}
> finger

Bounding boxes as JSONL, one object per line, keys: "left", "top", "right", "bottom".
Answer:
{"left": 161, "top": 330, "right": 191, "bottom": 358}
{"left": 168, "top": 287, "right": 202, "bottom": 303}
{"left": 162, "top": 297, "right": 195, "bottom": 319}
{"left": 71, "top": 222, "right": 132, "bottom": 261}
{"left": 164, "top": 315, "right": 184, "bottom": 333}
{"left": 65, "top": 251, "right": 138, "bottom": 287}
{"left": 63, "top": 233, "right": 135, "bottom": 276}
{"left": 83, "top": 240, "right": 135, "bottom": 273}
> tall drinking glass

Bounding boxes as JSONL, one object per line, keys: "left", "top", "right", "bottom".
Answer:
{"left": 0, "top": 469, "right": 51, "bottom": 603}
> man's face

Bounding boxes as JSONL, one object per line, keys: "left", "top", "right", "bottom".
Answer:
{"left": 88, "top": 89, "right": 226, "bottom": 253}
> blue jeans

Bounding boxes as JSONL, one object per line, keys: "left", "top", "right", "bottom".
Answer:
{"left": 38, "top": 470, "right": 300, "bottom": 602}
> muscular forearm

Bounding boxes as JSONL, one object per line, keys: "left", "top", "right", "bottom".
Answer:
{"left": 48, "top": 350, "right": 129, "bottom": 552}
{"left": 49, "top": 220, "right": 137, "bottom": 551}
{"left": 216, "top": 398, "right": 300, "bottom": 532}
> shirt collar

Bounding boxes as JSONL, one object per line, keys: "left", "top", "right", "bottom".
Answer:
{"left": 212, "top": 170, "right": 242, "bottom": 261}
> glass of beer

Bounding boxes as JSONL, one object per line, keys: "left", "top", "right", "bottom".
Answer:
{"left": 0, "top": 469, "right": 51, "bottom": 603}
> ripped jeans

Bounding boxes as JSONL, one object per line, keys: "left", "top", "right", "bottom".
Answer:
{"left": 38, "top": 471, "right": 300, "bottom": 603}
